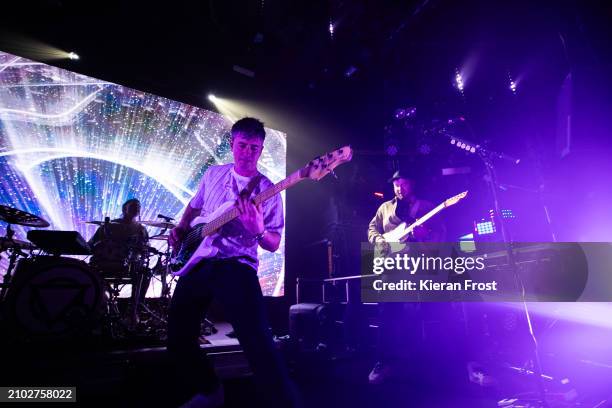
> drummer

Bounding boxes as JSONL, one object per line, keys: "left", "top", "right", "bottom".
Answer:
{"left": 88, "top": 198, "right": 148, "bottom": 247}
{"left": 89, "top": 198, "right": 149, "bottom": 326}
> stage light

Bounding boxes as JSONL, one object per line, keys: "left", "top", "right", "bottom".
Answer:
{"left": 208, "top": 94, "right": 217, "bottom": 102}
{"left": 329, "top": 21, "right": 335, "bottom": 38}
{"left": 68, "top": 52, "right": 79, "bottom": 60}
{"left": 470, "top": 147, "right": 476, "bottom": 153}
{"left": 455, "top": 69, "right": 465, "bottom": 92}
{"left": 475, "top": 221, "right": 495, "bottom": 235}
{"left": 395, "top": 106, "right": 416, "bottom": 120}
{"left": 373, "top": 192, "right": 384, "bottom": 198}
{"left": 450, "top": 139, "right": 456, "bottom": 145}
{"left": 385, "top": 144, "right": 399, "bottom": 156}
{"left": 507, "top": 72, "right": 518, "bottom": 94}
{"left": 489, "top": 208, "right": 515, "bottom": 219}
{"left": 344, "top": 65, "right": 358, "bottom": 78}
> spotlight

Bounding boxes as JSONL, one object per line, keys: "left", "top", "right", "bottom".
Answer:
{"left": 329, "top": 21, "right": 335, "bottom": 38}
{"left": 394, "top": 108, "right": 406, "bottom": 120}
{"left": 207, "top": 94, "right": 217, "bottom": 102}
{"left": 449, "top": 136, "right": 480, "bottom": 156}
{"left": 394, "top": 106, "right": 416, "bottom": 120}
{"left": 67, "top": 52, "right": 79, "bottom": 60}
{"left": 509, "top": 80, "right": 517, "bottom": 93}
{"left": 508, "top": 72, "right": 518, "bottom": 94}
{"left": 373, "top": 192, "right": 384, "bottom": 198}
{"left": 455, "top": 69, "right": 464, "bottom": 92}
{"left": 344, "top": 65, "right": 358, "bottom": 78}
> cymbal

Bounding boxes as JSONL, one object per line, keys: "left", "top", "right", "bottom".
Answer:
{"left": 83, "top": 220, "right": 121, "bottom": 226}
{"left": 149, "top": 234, "right": 169, "bottom": 241}
{"left": 0, "top": 205, "right": 50, "bottom": 227}
{"left": 0, "top": 237, "right": 36, "bottom": 250}
{"left": 140, "top": 221, "right": 176, "bottom": 229}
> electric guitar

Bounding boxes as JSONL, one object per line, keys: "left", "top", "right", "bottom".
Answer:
{"left": 169, "top": 146, "right": 353, "bottom": 276}
{"left": 380, "top": 191, "right": 468, "bottom": 254}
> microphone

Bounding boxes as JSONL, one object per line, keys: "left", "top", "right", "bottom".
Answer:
{"left": 157, "top": 213, "right": 175, "bottom": 222}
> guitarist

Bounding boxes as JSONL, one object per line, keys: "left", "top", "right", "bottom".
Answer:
{"left": 367, "top": 170, "right": 445, "bottom": 248}
{"left": 167, "top": 118, "right": 297, "bottom": 407}
{"left": 366, "top": 170, "right": 445, "bottom": 385}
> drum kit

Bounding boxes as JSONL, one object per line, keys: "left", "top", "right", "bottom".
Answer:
{"left": 0, "top": 204, "right": 177, "bottom": 342}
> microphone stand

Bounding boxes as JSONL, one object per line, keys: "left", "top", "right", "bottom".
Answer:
{"left": 478, "top": 149, "right": 548, "bottom": 408}
{"left": 0, "top": 224, "right": 19, "bottom": 301}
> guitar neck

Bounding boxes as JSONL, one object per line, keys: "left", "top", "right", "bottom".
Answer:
{"left": 410, "top": 202, "right": 445, "bottom": 229}
{"left": 200, "top": 170, "right": 303, "bottom": 236}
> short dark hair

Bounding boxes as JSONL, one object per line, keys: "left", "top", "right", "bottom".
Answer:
{"left": 231, "top": 117, "right": 266, "bottom": 140}
{"left": 122, "top": 198, "right": 140, "bottom": 212}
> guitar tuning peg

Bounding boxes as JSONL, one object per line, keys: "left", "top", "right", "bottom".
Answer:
{"left": 330, "top": 170, "right": 338, "bottom": 179}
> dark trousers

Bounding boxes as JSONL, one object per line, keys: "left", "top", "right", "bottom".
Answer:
{"left": 377, "top": 302, "right": 422, "bottom": 363}
{"left": 167, "top": 258, "right": 298, "bottom": 406}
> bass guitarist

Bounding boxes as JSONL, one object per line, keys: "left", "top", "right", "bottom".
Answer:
{"left": 167, "top": 117, "right": 297, "bottom": 408}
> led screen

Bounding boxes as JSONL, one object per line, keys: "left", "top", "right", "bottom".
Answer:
{"left": 0, "top": 51, "right": 286, "bottom": 296}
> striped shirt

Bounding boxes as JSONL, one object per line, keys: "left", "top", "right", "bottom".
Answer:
{"left": 189, "top": 163, "right": 284, "bottom": 271}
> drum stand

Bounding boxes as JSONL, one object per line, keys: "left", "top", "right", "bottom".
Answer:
{"left": 0, "top": 224, "right": 24, "bottom": 301}
{"left": 104, "top": 279, "right": 130, "bottom": 339}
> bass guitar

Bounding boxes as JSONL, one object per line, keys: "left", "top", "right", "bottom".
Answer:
{"left": 170, "top": 146, "right": 353, "bottom": 276}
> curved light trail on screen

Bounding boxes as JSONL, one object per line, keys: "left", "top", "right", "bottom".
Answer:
{"left": 0, "top": 147, "right": 196, "bottom": 201}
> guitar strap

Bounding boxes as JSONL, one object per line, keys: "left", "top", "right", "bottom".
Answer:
{"left": 239, "top": 173, "right": 263, "bottom": 202}
{"left": 410, "top": 200, "right": 421, "bottom": 220}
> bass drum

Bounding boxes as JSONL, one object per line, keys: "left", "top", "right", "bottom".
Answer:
{"left": 3, "top": 256, "right": 105, "bottom": 341}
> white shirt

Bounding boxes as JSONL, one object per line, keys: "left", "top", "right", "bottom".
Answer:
{"left": 189, "top": 163, "right": 284, "bottom": 271}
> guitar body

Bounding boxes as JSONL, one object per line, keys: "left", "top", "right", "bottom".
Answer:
{"left": 169, "top": 201, "right": 234, "bottom": 276}
{"left": 382, "top": 222, "right": 412, "bottom": 254}
{"left": 383, "top": 222, "right": 411, "bottom": 242}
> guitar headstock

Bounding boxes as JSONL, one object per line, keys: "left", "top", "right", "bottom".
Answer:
{"left": 300, "top": 146, "right": 353, "bottom": 181}
{"left": 444, "top": 191, "right": 468, "bottom": 208}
